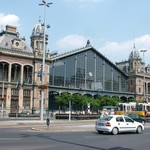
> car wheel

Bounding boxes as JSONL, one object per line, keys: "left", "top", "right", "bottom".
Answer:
{"left": 98, "top": 130, "right": 103, "bottom": 134}
{"left": 136, "top": 126, "right": 142, "bottom": 134}
{"left": 112, "top": 127, "right": 118, "bottom": 135}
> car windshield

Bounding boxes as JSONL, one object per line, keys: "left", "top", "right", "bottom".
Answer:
{"left": 100, "top": 116, "right": 113, "bottom": 121}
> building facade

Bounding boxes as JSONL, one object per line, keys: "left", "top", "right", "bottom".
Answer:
{"left": 48, "top": 42, "right": 135, "bottom": 112}
{"left": 0, "top": 23, "right": 50, "bottom": 116}
{"left": 116, "top": 45, "right": 150, "bottom": 102}
{"left": 0, "top": 23, "right": 139, "bottom": 116}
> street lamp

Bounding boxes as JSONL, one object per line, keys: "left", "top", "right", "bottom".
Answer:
{"left": 140, "top": 50, "right": 147, "bottom": 102}
{"left": 39, "top": 0, "right": 53, "bottom": 121}
{"left": 1, "top": 82, "right": 4, "bottom": 117}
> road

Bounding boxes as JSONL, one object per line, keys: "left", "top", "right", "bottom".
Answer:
{"left": 0, "top": 127, "right": 150, "bottom": 150}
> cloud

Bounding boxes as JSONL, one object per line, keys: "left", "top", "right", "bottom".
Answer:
{"left": 57, "top": 34, "right": 88, "bottom": 50}
{"left": 0, "top": 13, "right": 20, "bottom": 30}
{"left": 99, "top": 35, "right": 150, "bottom": 64}
{"left": 56, "top": 34, "right": 150, "bottom": 65}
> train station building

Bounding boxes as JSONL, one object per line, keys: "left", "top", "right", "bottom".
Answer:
{"left": 0, "top": 22, "right": 148, "bottom": 116}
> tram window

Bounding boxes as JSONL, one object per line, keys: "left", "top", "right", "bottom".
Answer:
{"left": 136, "top": 104, "right": 142, "bottom": 111}
{"left": 146, "top": 106, "right": 150, "bottom": 111}
{"left": 130, "top": 106, "right": 135, "bottom": 111}
{"left": 117, "top": 105, "right": 122, "bottom": 111}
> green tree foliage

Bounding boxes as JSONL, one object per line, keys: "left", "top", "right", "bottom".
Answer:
{"left": 90, "top": 98, "right": 100, "bottom": 111}
{"left": 81, "top": 96, "right": 91, "bottom": 107}
{"left": 128, "top": 98, "right": 136, "bottom": 102}
{"left": 72, "top": 93, "right": 83, "bottom": 108}
{"left": 55, "top": 93, "right": 121, "bottom": 113}
{"left": 98, "top": 96, "right": 120, "bottom": 107}
{"left": 55, "top": 92, "right": 72, "bottom": 106}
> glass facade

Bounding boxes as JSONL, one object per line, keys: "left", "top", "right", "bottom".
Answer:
{"left": 50, "top": 49, "right": 128, "bottom": 92}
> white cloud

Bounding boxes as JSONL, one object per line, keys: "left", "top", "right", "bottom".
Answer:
{"left": 0, "top": 13, "right": 20, "bottom": 30}
{"left": 56, "top": 34, "right": 150, "bottom": 65}
{"left": 99, "top": 35, "right": 150, "bottom": 65}
{"left": 57, "top": 34, "right": 88, "bottom": 50}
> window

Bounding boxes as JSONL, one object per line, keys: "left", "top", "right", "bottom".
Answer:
{"left": 11, "top": 89, "right": 19, "bottom": 95}
{"left": 15, "top": 41, "right": 19, "bottom": 47}
{"left": 23, "top": 89, "right": 30, "bottom": 96}
{"left": 23, "top": 99, "right": 30, "bottom": 109}
{"left": 130, "top": 80, "right": 133, "bottom": 85}
{"left": 102, "top": 116, "right": 113, "bottom": 121}
{"left": 124, "top": 117, "right": 133, "bottom": 122}
{"left": 116, "top": 117, "right": 124, "bottom": 122}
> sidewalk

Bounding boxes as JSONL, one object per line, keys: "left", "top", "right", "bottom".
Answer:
{"left": 0, "top": 119, "right": 150, "bottom": 132}
{"left": 0, "top": 119, "right": 96, "bottom": 132}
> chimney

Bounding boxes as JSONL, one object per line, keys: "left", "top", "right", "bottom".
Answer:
{"left": 6, "top": 25, "right": 17, "bottom": 34}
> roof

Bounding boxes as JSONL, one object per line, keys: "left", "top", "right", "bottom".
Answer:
{"left": 51, "top": 44, "right": 128, "bottom": 78}
{"left": 128, "top": 44, "right": 141, "bottom": 61}
{"left": 32, "top": 22, "right": 44, "bottom": 36}
{"left": 0, "top": 25, "right": 33, "bottom": 53}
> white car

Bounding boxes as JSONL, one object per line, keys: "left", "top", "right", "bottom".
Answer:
{"left": 95, "top": 115, "right": 144, "bottom": 135}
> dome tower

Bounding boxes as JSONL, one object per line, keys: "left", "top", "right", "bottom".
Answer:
{"left": 30, "top": 20, "right": 49, "bottom": 54}
{"left": 128, "top": 44, "right": 142, "bottom": 73}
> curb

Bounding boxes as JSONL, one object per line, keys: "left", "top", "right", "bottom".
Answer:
{"left": 0, "top": 120, "right": 150, "bottom": 133}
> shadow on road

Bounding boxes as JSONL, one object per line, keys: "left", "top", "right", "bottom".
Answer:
{"left": 20, "top": 133, "right": 133, "bottom": 150}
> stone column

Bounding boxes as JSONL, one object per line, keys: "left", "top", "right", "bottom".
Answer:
{"left": 18, "top": 65, "right": 24, "bottom": 110}
{"left": 146, "top": 82, "right": 148, "bottom": 96}
{"left": 8, "top": 63, "right": 11, "bottom": 82}
{"left": 6, "top": 86, "right": 11, "bottom": 113}
{"left": 6, "top": 63, "right": 12, "bottom": 114}
{"left": 30, "top": 90, "right": 33, "bottom": 110}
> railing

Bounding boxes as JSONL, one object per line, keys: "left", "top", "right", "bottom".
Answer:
{"left": 55, "top": 114, "right": 99, "bottom": 120}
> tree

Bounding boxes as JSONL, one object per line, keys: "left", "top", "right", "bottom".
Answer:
{"left": 55, "top": 92, "right": 72, "bottom": 113}
{"left": 55, "top": 93, "right": 121, "bottom": 114}
{"left": 98, "top": 95, "right": 121, "bottom": 107}
{"left": 72, "top": 93, "right": 83, "bottom": 110}
{"left": 91, "top": 99, "right": 100, "bottom": 111}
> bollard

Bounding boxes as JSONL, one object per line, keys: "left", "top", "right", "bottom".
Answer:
{"left": 46, "top": 118, "right": 50, "bottom": 130}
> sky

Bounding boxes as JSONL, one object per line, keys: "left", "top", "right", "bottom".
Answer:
{"left": 1, "top": 0, "right": 150, "bottom": 65}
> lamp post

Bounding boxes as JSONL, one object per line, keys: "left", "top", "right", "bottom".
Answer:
{"left": 39, "top": 0, "right": 53, "bottom": 121}
{"left": 140, "top": 50, "right": 147, "bottom": 102}
{"left": 1, "top": 82, "right": 4, "bottom": 117}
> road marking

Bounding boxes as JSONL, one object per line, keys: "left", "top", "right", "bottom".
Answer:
{"left": 84, "top": 135, "right": 99, "bottom": 139}
{"left": 0, "top": 138, "right": 22, "bottom": 141}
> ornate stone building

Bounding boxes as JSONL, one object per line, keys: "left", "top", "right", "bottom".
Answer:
{"left": 0, "top": 23, "right": 50, "bottom": 116}
{"left": 116, "top": 45, "right": 150, "bottom": 102}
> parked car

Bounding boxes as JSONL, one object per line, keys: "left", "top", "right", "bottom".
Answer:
{"left": 126, "top": 113, "right": 146, "bottom": 125}
{"left": 95, "top": 115, "right": 144, "bottom": 135}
